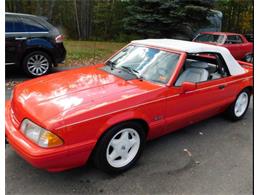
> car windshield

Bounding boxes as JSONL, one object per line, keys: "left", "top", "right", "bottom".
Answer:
{"left": 194, "top": 34, "right": 225, "bottom": 44}
{"left": 107, "top": 45, "right": 180, "bottom": 84}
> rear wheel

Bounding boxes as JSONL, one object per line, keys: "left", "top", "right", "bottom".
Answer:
{"left": 23, "top": 51, "right": 52, "bottom": 77}
{"left": 93, "top": 122, "right": 146, "bottom": 174}
{"left": 226, "top": 89, "right": 250, "bottom": 121}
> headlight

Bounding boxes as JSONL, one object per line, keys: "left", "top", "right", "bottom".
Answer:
{"left": 20, "top": 119, "right": 63, "bottom": 148}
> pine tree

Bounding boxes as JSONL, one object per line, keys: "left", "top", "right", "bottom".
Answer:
{"left": 123, "top": 0, "right": 215, "bottom": 40}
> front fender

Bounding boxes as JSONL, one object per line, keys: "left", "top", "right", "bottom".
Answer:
{"left": 97, "top": 108, "right": 151, "bottom": 138}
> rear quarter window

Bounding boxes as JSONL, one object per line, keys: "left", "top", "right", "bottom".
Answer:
{"left": 21, "top": 16, "right": 48, "bottom": 32}
{"left": 226, "top": 35, "right": 243, "bottom": 44}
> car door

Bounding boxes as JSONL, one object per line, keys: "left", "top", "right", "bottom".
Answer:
{"left": 232, "top": 35, "right": 246, "bottom": 59}
{"left": 5, "top": 14, "right": 28, "bottom": 65}
{"left": 5, "top": 14, "right": 19, "bottom": 65}
{"left": 237, "top": 35, "right": 253, "bottom": 59}
{"left": 224, "top": 35, "right": 242, "bottom": 59}
{"left": 164, "top": 53, "right": 237, "bottom": 134}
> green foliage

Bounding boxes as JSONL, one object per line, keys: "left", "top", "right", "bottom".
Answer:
{"left": 216, "top": 0, "right": 253, "bottom": 33}
{"left": 5, "top": 0, "right": 253, "bottom": 41}
{"left": 92, "top": 0, "right": 130, "bottom": 41}
{"left": 123, "top": 0, "right": 215, "bottom": 40}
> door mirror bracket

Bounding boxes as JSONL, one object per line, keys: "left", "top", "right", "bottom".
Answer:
{"left": 181, "top": 82, "right": 197, "bottom": 93}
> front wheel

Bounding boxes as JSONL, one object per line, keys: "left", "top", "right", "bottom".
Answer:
{"left": 226, "top": 89, "right": 250, "bottom": 121}
{"left": 93, "top": 122, "right": 146, "bottom": 174}
{"left": 23, "top": 51, "right": 52, "bottom": 77}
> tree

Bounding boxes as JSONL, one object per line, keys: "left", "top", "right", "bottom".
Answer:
{"left": 74, "top": 0, "right": 93, "bottom": 40}
{"left": 216, "top": 0, "right": 253, "bottom": 33}
{"left": 123, "top": 0, "right": 215, "bottom": 40}
{"left": 5, "top": 0, "right": 252, "bottom": 41}
{"left": 92, "top": 0, "right": 129, "bottom": 40}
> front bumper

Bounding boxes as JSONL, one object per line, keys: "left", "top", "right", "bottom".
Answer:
{"left": 5, "top": 101, "right": 95, "bottom": 172}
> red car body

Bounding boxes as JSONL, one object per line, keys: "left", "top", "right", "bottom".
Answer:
{"left": 193, "top": 32, "right": 253, "bottom": 61}
{"left": 5, "top": 39, "right": 253, "bottom": 172}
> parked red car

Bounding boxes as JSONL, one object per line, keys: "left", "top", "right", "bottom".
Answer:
{"left": 5, "top": 39, "right": 253, "bottom": 173}
{"left": 193, "top": 32, "right": 253, "bottom": 63}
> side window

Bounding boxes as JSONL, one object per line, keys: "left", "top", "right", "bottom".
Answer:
{"left": 236, "top": 35, "right": 243, "bottom": 43}
{"left": 5, "top": 15, "right": 25, "bottom": 32}
{"left": 175, "top": 53, "right": 229, "bottom": 86}
{"left": 226, "top": 35, "right": 243, "bottom": 44}
{"left": 21, "top": 17, "right": 48, "bottom": 32}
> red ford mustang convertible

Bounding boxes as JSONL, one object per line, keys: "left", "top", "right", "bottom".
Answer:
{"left": 5, "top": 39, "right": 253, "bottom": 173}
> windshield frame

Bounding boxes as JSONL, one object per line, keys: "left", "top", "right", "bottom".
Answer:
{"left": 105, "top": 43, "right": 185, "bottom": 87}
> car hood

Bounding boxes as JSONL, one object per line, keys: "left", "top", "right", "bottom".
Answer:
{"left": 11, "top": 65, "right": 159, "bottom": 129}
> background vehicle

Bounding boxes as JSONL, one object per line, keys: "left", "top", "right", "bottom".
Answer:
{"left": 193, "top": 32, "right": 253, "bottom": 63}
{"left": 5, "top": 12, "right": 66, "bottom": 77}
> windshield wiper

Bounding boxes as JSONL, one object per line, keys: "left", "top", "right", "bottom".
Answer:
{"left": 121, "top": 66, "right": 143, "bottom": 80}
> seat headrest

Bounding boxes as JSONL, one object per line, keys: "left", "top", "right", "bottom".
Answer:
{"left": 186, "top": 60, "right": 209, "bottom": 69}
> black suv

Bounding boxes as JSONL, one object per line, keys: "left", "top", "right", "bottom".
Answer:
{"left": 5, "top": 12, "right": 66, "bottom": 77}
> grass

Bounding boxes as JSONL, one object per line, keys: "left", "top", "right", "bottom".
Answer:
{"left": 63, "top": 40, "right": 126, "bottom": 67}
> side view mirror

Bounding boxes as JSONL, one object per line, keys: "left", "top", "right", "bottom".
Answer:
{"left": 181, "top": 82, "right": 197, "bottom": 93}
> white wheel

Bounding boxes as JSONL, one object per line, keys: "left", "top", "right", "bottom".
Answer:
{"left": 226, "top": 89, "right": 250, "bottom": 121}
{"left": 106, "top": 128, "right": 140, "bottom": 168}
{"left": 234, "top": 92, "right": 249, "bottom": 117}
{"left": 93, "top": 122, "right": 145, "bottom": 174}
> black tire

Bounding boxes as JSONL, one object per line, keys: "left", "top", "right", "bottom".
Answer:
{"left": 22, "top": 51, "right": 52, "bottom": 77}
{"left": 225, "top": 88, "right": 250, "bottom": 121}
{"left": 93, "top": 121, "right": 146, "bottom": 174}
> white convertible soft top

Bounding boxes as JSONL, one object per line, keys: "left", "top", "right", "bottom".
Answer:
{"left": 131, "top": 39, "right": 245, "bottom": 75}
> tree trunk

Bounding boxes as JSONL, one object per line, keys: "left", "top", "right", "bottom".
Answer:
{"left": 74, "top": 0, "right": 81, "bottom": 39}
{"left": 36, "top": 0, "right": 43, "bottom": 15}
{"left": 77, "top": 0, "right": 92, "bottom": 40}
{"left": 48, "top": 0, "right": 55, "bottom": 20}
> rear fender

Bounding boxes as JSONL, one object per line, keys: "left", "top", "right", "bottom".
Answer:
{"left": 239, "top": 77, "right": 253, "bottom": 94}
{"left": 26, "top": 38, "right": 54, "bottom": 49}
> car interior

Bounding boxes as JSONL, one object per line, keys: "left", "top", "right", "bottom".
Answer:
{"left": 175, "top": 53, "right": 229, "bottom": 86}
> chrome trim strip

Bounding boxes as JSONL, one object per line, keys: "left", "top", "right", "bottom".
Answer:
{"left": 5, "top": 32, "right": 48, "bottom": 35}
{"left": 5, "top": 63, "right": 15, "bottom": 66}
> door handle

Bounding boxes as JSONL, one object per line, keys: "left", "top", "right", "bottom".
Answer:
{"left": 15, "top": 37, "right": 27, "bottom": 40}
{"left": 218, "top": 84, "right": 226, "bottom": 89}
